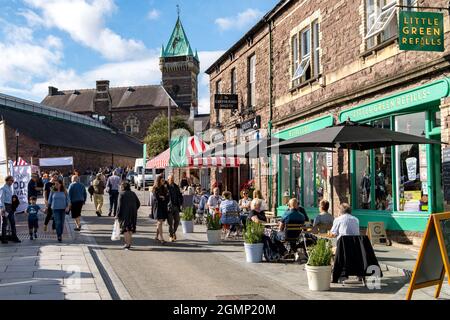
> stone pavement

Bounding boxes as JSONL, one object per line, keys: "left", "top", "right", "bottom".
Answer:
{"left": 0, "top": 208, "right": 112, "bottom": 300}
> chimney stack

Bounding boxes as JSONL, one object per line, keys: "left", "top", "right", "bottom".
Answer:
{"left": 48, "top": 86, "right": 59, "bottom": 96}
{"left": 96, "top": 80, "right": 110, "bottom": 93}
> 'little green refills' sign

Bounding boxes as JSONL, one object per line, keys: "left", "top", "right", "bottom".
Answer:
{"left": 399, "top": 11, "right": 444, "bottom": 52}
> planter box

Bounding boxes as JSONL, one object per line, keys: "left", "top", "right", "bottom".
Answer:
{"left": 181, "top": 220, "right": 194, "bottom": 234}
{"left": 305, "top": 265, "right": 332, "bottom": 291}
{"left": 244, "top": 243, "right": 264, "bottom": 263}
{"left": 207, "top": 229, "right": 221, "bottom": 245}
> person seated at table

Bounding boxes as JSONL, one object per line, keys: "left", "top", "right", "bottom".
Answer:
{"left": 239, "top": 190, "right": 252, "bottom": 214}
{"left": 329, "top": 203, "right": 360, "bottom": 240}
{"left": 277, "top": 198, "right": 305, "bottom": 241}
{"left": 219, "top": 191, "right": 241, "bottom": 236}
{"left": 253, "top": 189, "right": 269, "bottom": 211}
{"left": 313, "top": 200, "right": 334, "bottom": 233}
{"left": 247, "top": 199, "right": 267, "bottom": 224}
{"left": 207, "top": 187, "right": 223, "bottom": 216}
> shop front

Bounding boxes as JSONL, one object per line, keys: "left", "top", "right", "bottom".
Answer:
{"left": 339, "top": 78, "right": 450, "bottom": 232}
{"left": 274, "top": 115, "right": 335, "bottom": 219}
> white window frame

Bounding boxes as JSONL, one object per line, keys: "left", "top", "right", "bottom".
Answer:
{"left": 292, "top": 23, "right": 319, "bottom": 83}
{"left": 365, "top": 0, "right": 397, "bottom": 40}
{"left": 249, "top": 55, "right": 256, "bottom": 107}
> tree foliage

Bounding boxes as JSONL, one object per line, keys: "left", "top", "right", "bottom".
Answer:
{"left": 143, "top": 113, "right": 192, "bottom": 158}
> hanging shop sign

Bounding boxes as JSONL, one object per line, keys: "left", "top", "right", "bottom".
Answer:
{"left": 406, "top": 212, "right": 450, "bottom": 300}
{"left": 240, "top": 115, "right": 261, "bottom": 133}
{"left": 214, "top": 94, "right": 238, "bottom": 110}
{"left": 339, "top": 79, "right": 450, "bottom": 122}
{"left": 399, "top": 11, "right": 444, "bottom": 52}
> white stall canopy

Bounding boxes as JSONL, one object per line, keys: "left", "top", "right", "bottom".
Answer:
{"left": 39, "top": 157, "right": 74, "bottom": 167}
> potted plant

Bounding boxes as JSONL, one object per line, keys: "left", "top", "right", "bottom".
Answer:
{"left": 305, "top": 239, "right": 333, "bottom": 291}
{"left": 206, "top": 213, "right": 221, "bottom": 245}
{"left": 243, "top": 220, "right": 265, "bottom": 263}
{"left": 180, "top": 207, "right": 195, "bottom": 234}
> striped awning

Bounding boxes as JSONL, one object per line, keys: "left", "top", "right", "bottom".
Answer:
{"left": 188, "top": 156, "right": 240, "bottom": 168}
{"left": 146, "top": 148, "right": 170, "bottom": 169}
{"left": 13, "top": 157, "right": 28, "bottom": 166}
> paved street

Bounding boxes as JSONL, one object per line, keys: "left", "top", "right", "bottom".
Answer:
{"left": 1, "top": 190, "right": 449, "bottom": 300}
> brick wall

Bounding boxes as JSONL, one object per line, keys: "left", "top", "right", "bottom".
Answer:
{"left": 4, "top": 125, "right": 135, "bottom": 173}
{"left": 208, "top": 0, "right": 450, "bottom": 212}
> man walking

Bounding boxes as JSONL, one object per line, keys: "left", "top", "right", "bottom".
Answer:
{"left": 106, "top": 170, "right": 121, "bottom": 217}
{"left": 93, "top": 173, "right": 105, "bottom": 217}
{"left": 27, "top": 173, "right": 42, "bottom": 203}
{"left": 0, "top": 176, "right": 21, "bottom": 244}
{"left": 167, "top": 175, "right": 183, "bottom": 242}
{"left": 68, "top": 175, "right": 87, "bottom": 231}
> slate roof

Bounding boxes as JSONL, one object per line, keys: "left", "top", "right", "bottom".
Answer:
{"left": 41, "top": 85, "right": 174, "bottom": 114}
{"left": 0, "top": 105, "right": 142, "bottom": 158}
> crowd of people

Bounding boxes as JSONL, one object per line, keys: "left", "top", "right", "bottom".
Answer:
{"left": 0, "top": 167, "right": 361, "bottom": 257}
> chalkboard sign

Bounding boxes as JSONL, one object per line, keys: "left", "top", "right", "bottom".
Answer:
{"left": 406, "top": 212, "right": 450, "bottom": 300}
{"left": 442, "top": 148, "right": 450, "bottom": 201}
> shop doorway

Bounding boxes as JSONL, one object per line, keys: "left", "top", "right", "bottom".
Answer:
{"left": 430, "top": 133, "right": 444, "bottom": 213}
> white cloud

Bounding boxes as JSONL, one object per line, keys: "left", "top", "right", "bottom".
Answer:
{"left": 147, "top": 9, "right": 161, "bottom": 20}
{"left": 215, "top": 8, "right": 263, "bottom": 31}
{"left": 23, "top": 0, "right": 148, "bottom": 61}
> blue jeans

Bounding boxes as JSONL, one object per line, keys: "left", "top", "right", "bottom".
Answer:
{"left": 52, "top": 209, "right": 66, "bottom": 238}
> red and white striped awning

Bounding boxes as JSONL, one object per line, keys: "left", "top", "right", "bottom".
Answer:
{"left": 188, "top": 156, "right": 240, "bottom": 168}
{"left": 13, "top": 157, "right": 28, "bottom": 166}
{"left": 146, "top": 148, "right": 170, "bottom": 169}
{"left": 146, "top": 136, "right": 240, "bottom": 169}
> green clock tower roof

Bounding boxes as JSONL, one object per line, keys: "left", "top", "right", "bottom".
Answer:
{"left": 162, "top": 17, "right": 196, "bottom": 59}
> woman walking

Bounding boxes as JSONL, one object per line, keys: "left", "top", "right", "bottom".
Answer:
{"left": 116, "top": 182, "right": 140, "bottom": 250}
{"left": 47, "top": 179, "right": 69, "bottom": 242}
{"left": 68, "top": 175, "right": 87, "bottom": 231}
{"left": 152, "top": 175, "right": 169, "bottom": 244}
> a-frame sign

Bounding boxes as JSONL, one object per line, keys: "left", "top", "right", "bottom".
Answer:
{"left": 406, "top": 212, "right": 450, "bottom": 300}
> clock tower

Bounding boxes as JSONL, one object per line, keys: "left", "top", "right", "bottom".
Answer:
{"left": 160, "top": 15, "right": 200, "bottom": 115}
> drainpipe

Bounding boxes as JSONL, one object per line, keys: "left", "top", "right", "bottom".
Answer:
{"left": 268, "top": 19, "right": 274, "bottom": 211}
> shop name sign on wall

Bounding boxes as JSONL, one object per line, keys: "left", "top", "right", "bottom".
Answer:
{"left": 399, "top": 11, "right": 444, "bottom": 52}
{"left": 214, "top": 94, "right": 238, "bottom": 110}
{"left": 339, "top": 79, "right": 450, "bottom": 122}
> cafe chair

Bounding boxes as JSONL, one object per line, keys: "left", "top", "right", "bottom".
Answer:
{"left": 221, "top": 212, "right": 243, "bottom": 239}
{"left": 281, "top": 224, "right": 308, "bottom": 261}
{"left": 332, "top": 235, "right": 383, "bottom": 285}
{"left": 311, "top": 223, "right": 333, "bottom": 235}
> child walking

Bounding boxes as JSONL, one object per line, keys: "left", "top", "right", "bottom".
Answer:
{"left": 27, "top": 196, "right": 42, "bottom": 240}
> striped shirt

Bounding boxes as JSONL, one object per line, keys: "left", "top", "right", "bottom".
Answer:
{"left": 330, "top": 214, "right": 360, "bottom": 240}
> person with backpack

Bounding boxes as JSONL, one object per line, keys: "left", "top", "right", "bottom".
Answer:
{"left": 92, "top": 174, "right": 105, "bottom": 217}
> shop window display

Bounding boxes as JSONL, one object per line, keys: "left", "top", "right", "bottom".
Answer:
{"left": 374, "top": 118, "right": 393, "bottom": 211}
{"left": 356, "top": 150, "right": 371, "bottom": 209}
{"left": 316, "top": 153, "right": 328, "bottom": 204}
{"left": 396, "top": 113, "right": 428, "bottom": 212}
{"left": 292, "top": 154, "right": 302, "bottom": 204}
{"left": 281, "top": 155, "right": 290, "bottom": 205}
{"left": 303, "top": 152, "right": 315, "bottom": 208}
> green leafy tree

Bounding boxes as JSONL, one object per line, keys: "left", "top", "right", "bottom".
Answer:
{"left": 144, "top": 114, "right": 192, "bottom": 158}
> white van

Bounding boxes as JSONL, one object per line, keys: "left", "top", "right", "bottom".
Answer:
{"left": 133, "top": 158, "right": 163, "bottom": 190}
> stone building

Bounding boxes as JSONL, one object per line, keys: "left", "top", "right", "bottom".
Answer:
{"left": 0, "top": 93, "right": 141, "bottom": 173}
{"left": 206, "top": 0, "right": 450, "bottom": 242}
{"left": 42, "top": 16, "right": 201, "bottom": 141}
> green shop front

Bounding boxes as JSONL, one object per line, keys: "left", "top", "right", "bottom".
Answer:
{"left": 339, "top": 78, "right": 450, "bottom": 232}
{"left": 274, "top": 115, "right": 335, "bottom": 220}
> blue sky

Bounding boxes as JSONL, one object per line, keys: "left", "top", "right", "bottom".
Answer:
{"left": 0, "top": 0, "right": 278, "bottom": 113}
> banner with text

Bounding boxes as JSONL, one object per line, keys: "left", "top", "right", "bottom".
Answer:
{"left": 12, "top": 165, "right": 31, "bottom": 213}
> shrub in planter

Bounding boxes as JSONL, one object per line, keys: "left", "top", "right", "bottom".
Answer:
{"left": 305, "top": 239, "right": 333, "bottom": 291}
{"left": 205, "top": 213, "right": 221, "bottom": 244}
{"left": 243, "top": 220, "right": 265, "bottom": 263}
{"left": 180, "top": 207, "right": 195, "bottom": 234}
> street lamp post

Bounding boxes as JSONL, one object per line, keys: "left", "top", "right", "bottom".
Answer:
{"left": 15, "top": 129, "right": 19, "bottom": 164}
